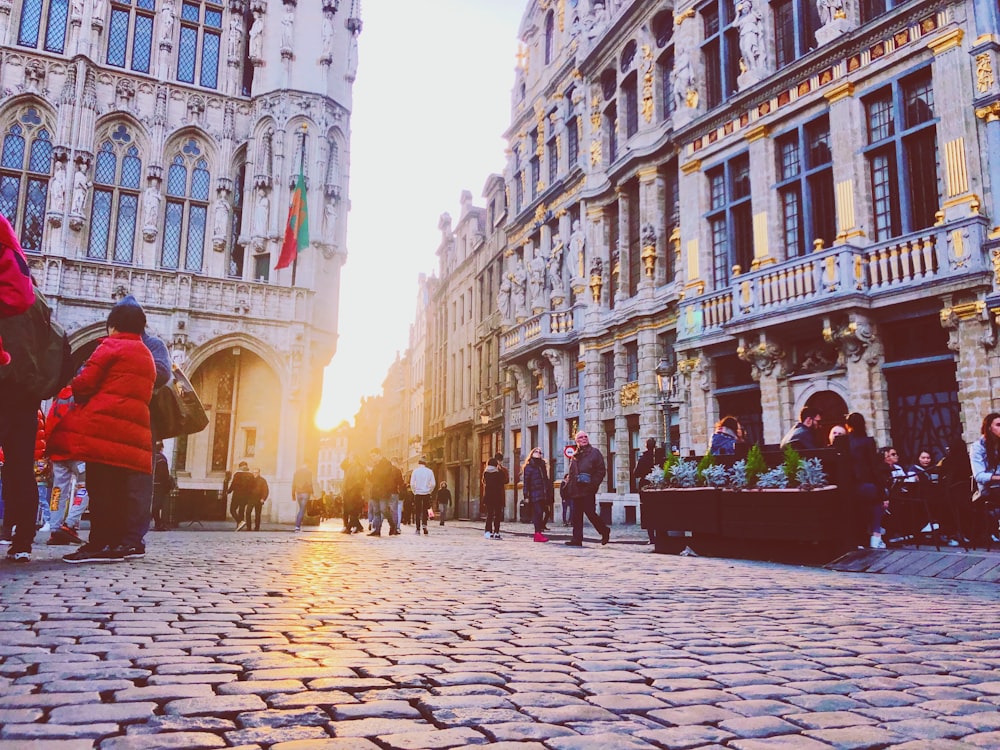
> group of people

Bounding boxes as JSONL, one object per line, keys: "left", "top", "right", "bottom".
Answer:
{"left": 702, "top": 404, "right": 997, "bottom": 549}
{"left": 223, "top": 461, "right": 270, "bottom": 532}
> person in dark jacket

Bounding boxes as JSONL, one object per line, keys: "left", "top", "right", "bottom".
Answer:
{"left": 710, "top": 416, "right": 742, "bottom": 456}
{"left": 633, "top": 437, "right": 659, "bottom": 545}
{"left": 435, "top": 481, "right": 451, "bottom": 526}
{"left": 58, "top": 300, "right": 156, "bottom": 563}
{"left": 367, "top": 449, "right": 395, "bottom": 536}
{"left": 226, "top": 461, "right": 256, "bottom": 530}
{"left": 564, "top": 431, "right": 610, "bottom": 547}
{"left": 832, "top": 412, "right": 885, "bottom": 549}
{"left": 151, "top": 441, "right": 174, "bottom": 531}
{"left": 291, "top": 463, "right": 314, "bottom": 532}
{"left": 522, "top": 447, "right": 551, "bottom": 542}
{"left": 243, "top": 468, "right": 268, "bottom": 531}
{"left": 482, "top": 458, "right": 506, "bottom": 539}
{"left": 780, "top": 406, "right": 824, "bottom": 451}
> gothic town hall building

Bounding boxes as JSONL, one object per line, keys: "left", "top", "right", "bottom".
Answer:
{"left": 1, "top": 0, "right": 360, "bottom": 521}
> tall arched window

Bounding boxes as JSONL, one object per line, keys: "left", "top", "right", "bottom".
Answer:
{"left": 106, "top": 0, "right": 155, "bottom": 73}
{"left": 177, "top": 0, "right": 222, "bottom": 88}
{"left": 88, "top": 126, "right": 142, "bottom": 263}
{"left": 160, "top": 139, "right": 210, "bottom": 272}
{"left": 0, "top": 108, "right": 52, "bottom": 252}
{"left": 543, "top": 11, "right": 554, "bottom": 65}
{"left": 17, "top": 0, "right": 69, "bottom": 53}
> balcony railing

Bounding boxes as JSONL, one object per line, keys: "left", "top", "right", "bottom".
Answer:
{"left": 500, "top": 306, "right": 581, "bottom": 357}
{"left": 679, "top": 218, "right": 990, "bottom": 340}
{"left": 28, "top": 256, "right": 313, "bottom": 322}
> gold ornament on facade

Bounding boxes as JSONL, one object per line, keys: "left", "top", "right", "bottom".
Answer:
{"left": 674, "top": 7, "right": 696, "bottom": 25}
{"left": 641, "top": 243, "right": 657, "bottom": 277}
{"left": 976, "top": 52, "right": 995, "bottom": 93}
{"left": 641, "top": 44, "right": 655, "bottom": 123}
{"left": 590, "top": 140, "right": 602, "bottom": 166}
{"left": 685, "top": 88, "right": 699, "bottom": 109}
{"left": 976, "top": 101, "right": 1000, "bottom": 122}
{"left": 589, "top": 268, "right": 603, "bottom": 303}
{"left": 992, "top": 248, "right": 1000, "bottom": 285}
{"left": 619, "top": 381, "right": 640, "bottom": 407}
{"left": 557, "top": 0, "right": 565, "bottom": 31}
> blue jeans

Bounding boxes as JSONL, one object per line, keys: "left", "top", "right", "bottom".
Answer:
{"left": 37, "top": 484, "right": 51, "bottom": 527}
{"left": 295, "top": 492, "right": 310, "bottom": 529}
{"left": 390, "top": 494, "right": 402, "bottom": 530}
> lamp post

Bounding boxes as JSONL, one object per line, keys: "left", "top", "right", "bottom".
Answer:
{"left": 655, "top": 356, "right": 676, "bottom": 454}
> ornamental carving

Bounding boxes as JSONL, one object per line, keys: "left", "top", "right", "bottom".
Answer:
{"left": 823, "top": 314, "right": 879, "bottom": 366}
{"left": 619, "top": 381, "right": 640, "bottom": 407}
{"left": 736, "top": 337, "right": 785, "bottom": 380}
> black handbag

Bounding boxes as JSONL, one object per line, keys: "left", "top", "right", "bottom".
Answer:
{"left": 150, "top": 364, "right": 210, "bottom": 439}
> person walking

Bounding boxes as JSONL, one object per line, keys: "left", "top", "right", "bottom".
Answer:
{"left": 970, "top": 412, "right": 1000, "bottom": 544}
{"left": 225, "top": 461, "right": 255, "bottom": 531}
{"left": 151, "top": 441, "right": 174, "bottom": 531}
{"left": 291, "top": 463, "right": 314, "bottom": 532}
{"left": 482, "top": 458, "right": 505, "bottom": 539}
{"left": 633, "top": 437, "right": 659, "bottom": 545}
{"left": 522, "top": 447, "right": 550, "bottom": 542}
{"left": 244, "top": 468, "right": 267, "bottom": 531}
{"left": 341, "top": 456, "right": 366, "bottom": 533}
{"left": 833, "top": 412, "right": 885, "bottom": 549}
{"left": 564, "top": 431, "right": 610, "bottom": 548}
{"left": 435, "top": 480, "right": 451, "bottom": 525}
{"left": 367, "top": 448, "right": 396, "bottom": 536}
{"left": 409, "top": 457, "right": 435, "bottom": 535}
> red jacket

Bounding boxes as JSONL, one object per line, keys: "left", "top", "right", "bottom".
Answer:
{"left": 45, "top": 386, "right": 75, "bottom": 462}
{"left": 49, "top": 333, "right": 155, "bottom": 474}
{"left": 34, "top": 409, "right": 46, "bottom": 461}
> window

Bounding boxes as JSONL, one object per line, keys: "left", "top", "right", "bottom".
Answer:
{"left": 0, "top": 108, "right": 52, "bottom": 253}
{"left": 622, "top": 73, "right": 638, "bottom": 138}
{"left": 625, "top": 341, "right": 639, "bottom": 382}
{"left": 864, "top": 70, "right": 938, "bottom": 241}
{"left": 860, "top": 0, "right": 904, "bottom": 23}
{"left": 568, "top": 358, "right": 579, "bottom": 389}
{"left": 160, "top": 139, "right": 210, "bottom": 272}
{"left": 545, "top": 361, "right": 557, "bottom": 395}
{"left": 602, "top": 350, "right": 616, "bottom": 390}
{"left": 177, "top": 0, "right": 222, "bottom": 88}
{"left": 701, "top": 0, "right": 740, "bottom": 109}
{"left": 604, "top": 420, "right": 616, "bottom": 492}
{"left": 567, "top": 115, "right": 579, "bottom": 168}
{"left": 18, "top": 0, "right": 69, "bottom": 52}
{"left": 529, "top": 129, "right": 540, "bottom": 200}
{"left": 543, "top": 11, "right": 554, "bottom": 65}
{"left": 106, "top": 0, "right": 154, "bottom": 73}
{"left": 772, "top": 0, "right": 820, "bottom": 69}
{"left": 88, "top": 127, "right": 142, "bottom": 263}
{"left": 706, "top": 152, "right": 753, "bottom": 287}
{"left": 662, "top": 159, "right": 680, "bottom": 282}
{"left": 605, "top": 103, "right": 618, "bottom": 163}
{"left": 776, "top": 116, "right": 834, "bottom": 257}
{"left": 253, "top": 252, "right": 269, "bottom": 282}
{"left": 658, "top": 48, "right": 675, "bottom": 120}
{"left": 547, "top": 130, "right": 558, "bottom": 185}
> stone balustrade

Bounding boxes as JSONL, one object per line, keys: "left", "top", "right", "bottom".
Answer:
{"left": 499, "top": 306, "right": 581, "bottom": 357}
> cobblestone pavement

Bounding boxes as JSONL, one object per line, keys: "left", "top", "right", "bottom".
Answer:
{"left": 2, "top": 523, "right": 1000, "bottom": 750}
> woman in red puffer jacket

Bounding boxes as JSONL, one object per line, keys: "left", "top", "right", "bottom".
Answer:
{"left": 55, "top": 301, "right": 155, "bottom": 563}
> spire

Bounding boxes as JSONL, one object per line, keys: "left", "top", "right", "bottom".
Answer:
{"left": 347, "top": 0, "right": 361, "bottom": 34}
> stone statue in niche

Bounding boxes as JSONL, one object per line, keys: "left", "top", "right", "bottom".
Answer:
{"left": 160, "top": 1, "right": 174, "bottom": 41}
{"left": 227, "top": 13, "right": 242, "bottom": 59}
{"left": 324, "top": 198, "right": 337, "bottom": 236}
{"left": 48, "top": 160, "right": 66, "bottom": 215}
{"left": 321, "top": 14, "right": 334, "bottom": 62}
{"left": 71, "top": 163, "right": 90, "bottom": 215}
{"left": 569, "top": 219, "right": 586, "bottom": 279}
{"left": 253, "top": 187, "right": 269, "bottom": 237}
{"left": 548, "top": 237, "right": 565, "bottom": 297}
{"left": 735, "top": 0, "right": 764, "bottom": 76}
{"left": 213, "top": 197, "right": 229, "bottom": 241}
{"left": 249, "top": 13, "right": 263, "bottom": 61}
{"left": 815, "top": 0, "right": 851, "bottom": 45}
{"left": 528, "top": 251, "right": 547, "bottom": 309}
{"left": 497, "top": 272, "right": 512, "bottom": 321}
{"left": 510, "top": 256, "right": 527, "bottom": 319}
{"left": 280, "top": 5, "right": 294, "bottom": 51}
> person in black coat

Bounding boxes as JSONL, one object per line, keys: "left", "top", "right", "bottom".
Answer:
{"left": 482, "top": 459, "right": 506, "bottom": 539}
{"left": 634, "top": 437, "right": 659, "bottom": 545}
{"left": 563, "top": 431, "right": 610, "bottom": 547}
{"left": 522, "top": 447, "right": 551, "bottom": 543}
{"left": 833, "top": 412, "right": 885, "bottom": 549}
{"left": 434, "top": 481, "right": 451, "bottom": 525}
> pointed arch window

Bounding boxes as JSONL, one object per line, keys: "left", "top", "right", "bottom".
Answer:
{"left": 543, "top": 11, "right": 554, "bottom": 66}
{"left": 88, "top": 127, "right": 142, "bottom": 263}
{"left": 106, "top": 0, "right": 155, "bottom": 73}
{"left": 17, "top": 0, "right": 69, "bottom": 53}
{"left": 177, "top": 0, "right": 222, "bottom": 89}
{"left": 0, "top": 109, "right": 52, "bottom": 253}
{"left": 160, "top": 139, "right": 210, "bottom": 272}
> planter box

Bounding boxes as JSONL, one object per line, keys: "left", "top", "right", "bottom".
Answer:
{"left": 639, "top": 487, "right": 720, "bottom": 534}
{"left": 719, "top": 486, "right": 842, "bottom": 542}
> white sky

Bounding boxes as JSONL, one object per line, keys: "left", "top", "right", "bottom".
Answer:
{"left": 315, "top": 1, "right": 525, "bottom": 430}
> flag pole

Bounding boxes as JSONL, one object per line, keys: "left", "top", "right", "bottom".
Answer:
{"left": 292, "top": 124, "right": 307, "bottom": 287}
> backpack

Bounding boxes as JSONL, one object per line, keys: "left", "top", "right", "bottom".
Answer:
{"left": 38, "top": 293, "right": 73, "bottom": 401}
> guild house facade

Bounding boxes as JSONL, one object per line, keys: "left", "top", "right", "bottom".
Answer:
{"left": 495, "top": 0, "right": 1000, "bottom": 523}
{"left": 2, "top": 0, "right": 361, "bottom": 522}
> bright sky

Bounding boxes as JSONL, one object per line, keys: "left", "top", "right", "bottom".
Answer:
{"left": 315, "top": 1, "right": 525, "bottom": 430}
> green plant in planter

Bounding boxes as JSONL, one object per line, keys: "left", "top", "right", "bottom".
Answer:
{"left": 669, "top": 459, "right": 699, "bottom": 488}
{"left": 662, "top": 452, "right": 680, "bottom": 477}
{"left": 728, "top": 459, "right": 749, "bottom": 489}
{"left": 745, "top": 444, "right": 767, "bottom": 487}
{"left": 696, "top": 453, "right": 715, "bottom": 482}
{"left": 701, "top": 463, "right": 730, "bottom": 488}
{"left": 782, "top": 445, "right": 802, "bottom": 484}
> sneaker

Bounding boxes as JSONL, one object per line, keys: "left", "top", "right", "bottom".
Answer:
{"left": 63, "top": 546, "right": 113, "bottom": 564}
{"left": 565, "top": 540, "right": 583, "bottom": 547}
{"left": 367, "top": 531, "right": 381, "bottom": 537}
{"left": 869, "top": 535, "right": 886, "bottom": 549}
{"left": 423, "top": 528, "right": 428, "bottom": 535}
{"left": 4, "top": 549, "right": 30, "bottom": 563}
{"left": 679, "top": 545, "right": 699, "bottom": 557}
{"left": 0, "top": 539, "right": 11, "bottom": 546}
{"left": 484, "top": 531, "right": 491, "bottom": 539}
{"left": 601, "top": 529, "right": 610, "bottom": 546}
{"left": 38, "top": 523, "right": 50, "bottom": 533}
{"left": 493, "top": 533, "right": 502, "bottom": 540}
{"left": 122, "top": 546, "right": 145, "bottom": 560}
{"left": 533, "top": 533, "right": 549, "bottom": 543}
{"left": 236, "top": 521, "right": 246, "bottom": 532}
{"left": 415, "top": 527, "right": 421, "bottom": 534}
{"left": 294, "top": 527, "right": 302, "bottom": 532}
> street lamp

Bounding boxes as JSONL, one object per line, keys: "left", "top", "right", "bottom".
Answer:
{"left": 655, "top": 356, "right": 676, "bottom": 454}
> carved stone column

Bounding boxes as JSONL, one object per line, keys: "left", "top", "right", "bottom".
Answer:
{"left": 823, "top": 312, "right": 888, "bottom": 439}
{"left": 824, "top": 82, "right": 865, "bottom": 245}
{"left": 677, "top": 351, "right": 711, "bottom": 454}
{"left": 638, "top": 167, "right": 664, "bottom": 287}
{"left": 737, "top": 333, "right": 786, "bottom": 444}
{"left": 941, "top": 296, "right": 996, "bottom": 437}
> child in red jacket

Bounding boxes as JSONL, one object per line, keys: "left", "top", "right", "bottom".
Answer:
{"left": 57, "top": 300, "right": 155, "bottom": 563}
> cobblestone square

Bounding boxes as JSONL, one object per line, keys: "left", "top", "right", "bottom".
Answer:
{"left": 2, "top": 525, "right": 999, "bottom": 749}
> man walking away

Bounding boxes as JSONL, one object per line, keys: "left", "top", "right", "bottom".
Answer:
{"left": 226, "top": 461, "right": 255, "bottom": 531}
{"left": 245, "top": 468, "right": 267, "bottom": 531}
{"left": 634, "top": 437, "right": 658, "bottom": 545}
{"left": 564, "top": 431, "right": 610, "bottom": 548}
{"left": 151, "top": 442, "right": 174, "bottom": 531}
{"left": 292, "top": 463, "right": 313, "bottom": 532}
{"left": 482, "top": 459, "right": 506, "bottom": 539}
{"left": 367, "top": 449, "right": 394, "bottom": 536}
{"left": 410, "top": 457, "right": 435, "bottom": 535}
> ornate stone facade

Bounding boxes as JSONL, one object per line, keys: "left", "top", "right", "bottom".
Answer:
{"left": 4, "top": 0, "right": 360, "bottom": 522}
